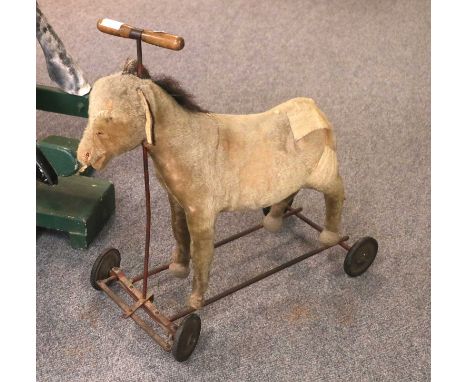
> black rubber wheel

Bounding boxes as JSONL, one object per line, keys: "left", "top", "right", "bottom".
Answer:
{"left": 344, "top": 236, "right": 378, "bottom": 277}
{"left": 172, "top": 313, "right": 201, "bottom": 362}
{"left": 262, "top": 198, "right": 294, "bottom": 216}
{"left": 36, "top": 146, "right": 58, "bottom": 185}
{"left": 90, "top": 248, "right": 121, "bottom": 290}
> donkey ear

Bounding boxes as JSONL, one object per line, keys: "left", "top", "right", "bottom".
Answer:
{"left": 137, "top": 88, "right": 154, "bottom": 145}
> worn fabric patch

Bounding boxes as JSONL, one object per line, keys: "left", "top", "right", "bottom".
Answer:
{"left": 270, "top": 98, "right": 330, "bottom": 141}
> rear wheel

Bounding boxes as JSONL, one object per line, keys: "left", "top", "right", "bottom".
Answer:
{"left": 343, "top": 237, "right": 378, "bottom": 277}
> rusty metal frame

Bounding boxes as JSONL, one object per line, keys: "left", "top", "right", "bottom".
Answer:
{"left": 96, "top": 205, "right": 351, "bottom": 352}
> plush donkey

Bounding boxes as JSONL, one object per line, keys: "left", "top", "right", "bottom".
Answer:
{"left": 77, "top": 60, "right": 345, "bottom": 309}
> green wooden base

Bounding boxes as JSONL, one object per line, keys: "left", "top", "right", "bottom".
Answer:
{"left": 36, "top": 175, "right": 115, "bottom": 249}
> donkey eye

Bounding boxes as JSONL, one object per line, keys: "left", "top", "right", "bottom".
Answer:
{"left": 96, "top": 131, "right": 104, "bottom": 136}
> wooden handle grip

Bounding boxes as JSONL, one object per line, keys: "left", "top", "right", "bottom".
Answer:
{"left": 97, "top": 18, "right": 184, "bottom": 51}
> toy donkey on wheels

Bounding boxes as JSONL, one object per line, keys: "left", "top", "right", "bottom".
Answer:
{"left": 78, "top": 59, "right": 345, "bottom": 310}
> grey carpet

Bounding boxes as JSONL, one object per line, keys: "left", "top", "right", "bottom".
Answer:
{"left": 36, "top": 0, "right": 430, "bottom": 381}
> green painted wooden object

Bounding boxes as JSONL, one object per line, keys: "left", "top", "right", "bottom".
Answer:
{"left": 36, "top": 85, "right": 89, "bottom": 118}
{"left": 37, "top": 84, "right": 116, "bottom": 249}
{"left": 37, "top": 135, "right": 94, "bottom": 177}
{"left": 36, "top": 175, "right": 115, "bottom": 249}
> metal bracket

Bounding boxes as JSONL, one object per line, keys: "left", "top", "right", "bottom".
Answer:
{"left": 123, "top": 292, "right": 154, "bottom": 318}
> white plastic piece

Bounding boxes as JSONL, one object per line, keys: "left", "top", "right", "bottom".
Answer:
{"left": 100, "top": 18, "right": 123, "bottom": 31}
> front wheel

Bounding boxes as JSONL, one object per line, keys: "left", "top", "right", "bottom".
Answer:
{"left": 90, "top": 248, "right": 121, "bottom": 290}
{"left": 172, "top": 314, "right": 201, "bottom": 362}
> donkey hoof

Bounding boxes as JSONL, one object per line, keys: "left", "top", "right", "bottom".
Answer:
{"left": 263, "top": 214, "right": 283, "bottom": 233}
{"left": 169, "top": 262, "right": 190, "bottom": 278}
{"left": 188, "top": 294, "right": 204, "bottom": 310}
{"left": 319, "top": 230, "right": 341, "bottom": 246}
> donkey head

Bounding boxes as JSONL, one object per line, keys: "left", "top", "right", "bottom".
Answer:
{"left": 77, "top": 60, "right": 155, "bottom": 170}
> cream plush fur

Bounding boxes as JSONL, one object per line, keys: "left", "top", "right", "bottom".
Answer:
{"left": 77, "top": 66, "right": 345, "bottom": 309}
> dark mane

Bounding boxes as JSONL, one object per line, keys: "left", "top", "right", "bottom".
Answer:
{"left": 121, "top": 58, "right": 208, "bottom": 113}
{"left": 152, "top": 75, "right": 208, "bottom": 113}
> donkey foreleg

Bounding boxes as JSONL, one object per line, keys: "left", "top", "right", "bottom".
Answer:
{"left": 168, "top": 194, "right": 191, "bottom": 278}
{"left": 186, "top": 209, "right": 216, "bottom": 309}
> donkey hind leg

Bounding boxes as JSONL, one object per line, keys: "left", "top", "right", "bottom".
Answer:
{"left": 263, "top": 192, "right": 298, "bottom": 232}
{"left": 186, "top": 210, "right": 216, "bottom": 309}
{"left": 168, "top": 195, "right": 191, "bottom": 279}
{"left": 316, "top": 175, "right": 345, "bottom": 246}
